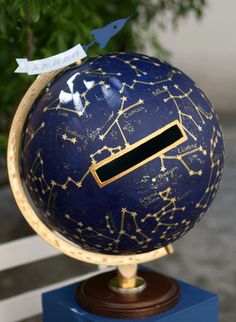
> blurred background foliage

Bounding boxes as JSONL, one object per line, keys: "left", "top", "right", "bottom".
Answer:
{"left": 0, "top": 0, "right": 207, "bottom": 158}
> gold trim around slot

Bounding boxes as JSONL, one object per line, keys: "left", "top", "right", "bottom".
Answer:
{"left": 90, "top": 120, "right": 187, "bottom": 188}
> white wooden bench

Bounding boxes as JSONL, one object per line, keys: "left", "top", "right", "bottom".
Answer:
{"left": 0, "top": 235, "right": 109, "bottom": 322}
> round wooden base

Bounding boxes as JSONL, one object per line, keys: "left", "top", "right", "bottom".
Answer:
{"left": 76, "top": 270, "right": 180, "bottom": 319}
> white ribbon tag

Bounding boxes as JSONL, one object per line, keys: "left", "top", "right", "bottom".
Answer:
{"left": 15, "top": 44, "right": 86, "bottom": 75}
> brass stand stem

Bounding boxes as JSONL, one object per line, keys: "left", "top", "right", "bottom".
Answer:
{"left": 117, "top": 264, "right": 138, "bottom": 288}
{"left": 116, "top": 245, "right": 174, "bottom": 289}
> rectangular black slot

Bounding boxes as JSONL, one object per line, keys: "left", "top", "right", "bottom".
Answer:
{"left": 95, "top": 123, "right": 183, "bottom": 183}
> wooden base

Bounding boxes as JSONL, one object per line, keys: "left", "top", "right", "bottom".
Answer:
{"left": 76, "top": 270, "right": 180, "bottom": 319}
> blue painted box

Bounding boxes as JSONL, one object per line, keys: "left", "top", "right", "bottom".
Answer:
{"left": 42, "top": 273, "right": 218, "bottom": 322}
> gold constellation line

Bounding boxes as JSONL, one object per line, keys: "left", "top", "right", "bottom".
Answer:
{"left": 118, "top": 70, "right": 176, "bottom": 94}
{"left": 112, "top": 208, "right": 151, "bottom": 251}
{"left": 44, "top": 80, "right": 110, "bottom": 117}
{"left": 44, "top": 105, "right": 81, "bottom": 116}
{"left": 142, "top": 188, "right": 191, "bottom": 244}
{"left": 29, "top": 151, "right": 51, "bottom": 195}
{"left": 84, "top": 68, "right": 122, "bottom": 77}
{"left": 159, "top": 218, "right": 192, "bottom": 245}
{"left": 90, "top": 145, "right": 122, "bottom": 164}
{"left": 109, "top": 54, "right": 160, "bottom": 77}
{"left": 163, "top": 84, "right": 213, "bottom": 141}
{"left": 23, "top": 122, "right": 45, "bottom": 152}
{"left": 29, "top": 144, "right": 124, "bottom": 211}
{"left": 63, "top": 188, "right": 188, "bottom": 252}
{"left": 75, "top": 79, "right": 110, "bottom": 116}
{"left": 61, "top": 133, "right": 77, "bottom": 144}
{"left": 65, "top": 213, "right": 116, "bottom": 242}
{"left": 141, "top": 187, "right": 185, "bottom": 234}
{"left": 159, "top": 145, "right": 207, "bottom": 176}
{"left": 105, "top": 212, "right": 116, "bottom": 234}
{"left": 99, "top": 96, "right": 144, "bottom": 146}
{"left": 64, "top": 208, "right": 152, "bottom": 253}
{"left": 196, "top": 127, "right": 223, "bottom": 209}
{"left": 28, "top": 152, "right": 90, "bottom": 210}
{"left": 176, "top": 85, "right": 213, "bottom": 123}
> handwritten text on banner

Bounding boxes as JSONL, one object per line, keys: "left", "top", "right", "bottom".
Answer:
{"left": 15, "top": 44, "right": 86, "bottom": 75}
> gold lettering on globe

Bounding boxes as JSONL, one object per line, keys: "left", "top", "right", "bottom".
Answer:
{"left": 124, "top": 106, "right": 145, "bottom": 118}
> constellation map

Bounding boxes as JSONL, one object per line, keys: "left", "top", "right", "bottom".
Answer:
{"left": 196, "top": 127, "right": 224, "bottom": 209}
{"left": 99, "top": 97, "right": 144, "bottom": 146}
{"left": 63, "top": 187, "right": 186, "bottom": 253}
{"left": 21, "top": 52, "right": 224, "bottom": 254}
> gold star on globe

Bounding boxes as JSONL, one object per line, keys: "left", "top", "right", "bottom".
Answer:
{"left": 71, "top": 137, "right": 77, "bottom": 144}
{"left": 99, "top": 134, "right": 105, "bottom": 141}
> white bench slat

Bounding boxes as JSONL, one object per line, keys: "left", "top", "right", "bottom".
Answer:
{"left": 0, "top": 267, "right": 113, "bottom": 322}
{"left": 0, "top": 235, "right": 60, "bottom": 272}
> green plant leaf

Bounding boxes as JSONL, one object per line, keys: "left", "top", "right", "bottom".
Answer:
{"left": 0, "top": 9, "right": 6, "bottom": 33}
{"left": 29, "top": 0, "right": 40, "bottom": 22}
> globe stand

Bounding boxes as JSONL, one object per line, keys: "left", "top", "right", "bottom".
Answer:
{"left": 7, "top": 64, "right": 223, "bottom": 322}
{"left": 76, "top": 245, "right": 180, "bottom": 319}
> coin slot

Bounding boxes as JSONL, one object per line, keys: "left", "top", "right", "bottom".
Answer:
{"left": 90, "top": 120, "right": 187, "bottom": 187}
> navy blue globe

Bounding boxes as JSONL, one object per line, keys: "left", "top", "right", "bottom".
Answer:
{"left": 21, "top": 52, "right": 224, "bottom": 255}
